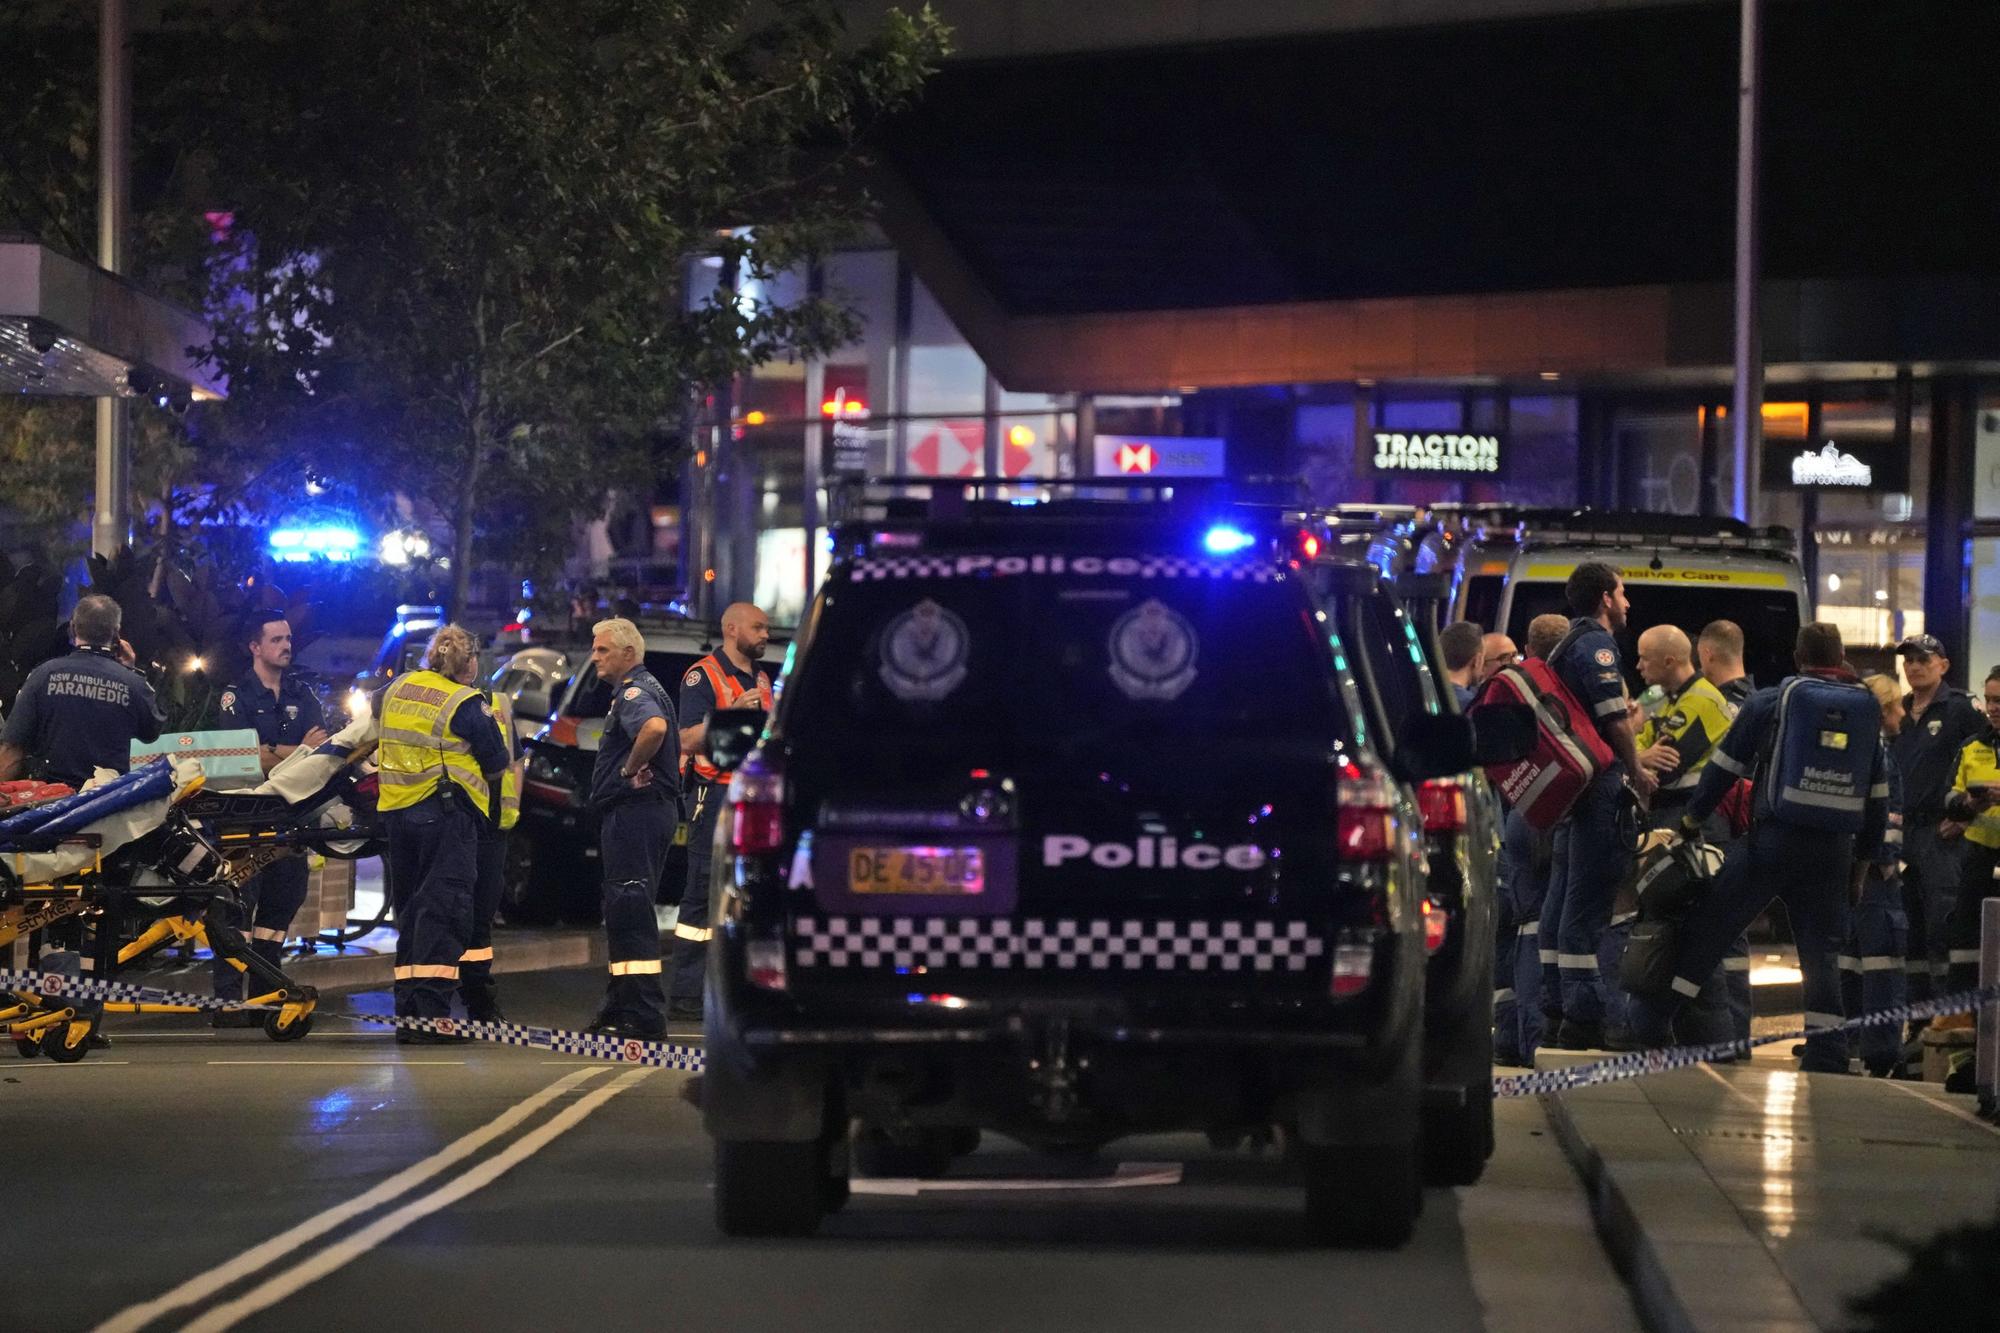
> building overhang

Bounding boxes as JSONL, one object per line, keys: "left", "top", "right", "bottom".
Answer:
{"left": 0, "top": 239, "right": 225, "bottom": 401}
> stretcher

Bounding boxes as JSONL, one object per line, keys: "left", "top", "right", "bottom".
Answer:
{"left": 1, "top": 718, "right": 384, "bottom": 1062}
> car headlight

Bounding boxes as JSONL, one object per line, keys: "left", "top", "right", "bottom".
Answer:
{"left": 346, "top": 688, "right": 371, "bottom": 722}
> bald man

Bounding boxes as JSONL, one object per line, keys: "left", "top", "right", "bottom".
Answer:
{"left": 1634, "top": 625, "right": 1736, "bottom": 814}
{"left": 668, "top": 603, "right": 773, "bottom": 1022}
{"left": 1478, "top": 633, "right": 1518, "bottom": 684}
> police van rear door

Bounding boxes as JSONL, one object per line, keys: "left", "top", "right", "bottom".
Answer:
{"left": 778, "top": 553, "right": 1353, "bottom": 986}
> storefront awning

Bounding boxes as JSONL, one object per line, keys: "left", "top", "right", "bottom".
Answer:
{"left": 0, "top": 238, "right": 224, "bottom": 401}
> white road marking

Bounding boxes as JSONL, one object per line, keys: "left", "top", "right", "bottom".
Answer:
{"left": 179, "top": 1068, "right": 653, "bottom": 1332}
{"left": 1881, "top": 1079, "right": 2000, "bottom": 1140}
{"left": 203, "top": 1060, "right": 467, "bottom": 1066}
{"left": 850, "top": 1161, "right": 1184, "bottom": 1197}
{"left": 93, "top": 1067, "right": 608, "bottom": 1333}
{"left": 1696, "top": 1062, "right": 1763, "bottom": 1112}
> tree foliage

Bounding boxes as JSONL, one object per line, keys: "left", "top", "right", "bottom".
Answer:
{"left": 191, "top": 0, "right": 950, "bottom": 612}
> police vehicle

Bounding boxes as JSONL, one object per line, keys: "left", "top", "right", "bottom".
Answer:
{"left": 1304, "top": 535, "right": 1505, "bottom": 1186}
{"left": 505, "top": 618, "right": 759, "bottom": 924}
{"left": 697, "top": 484, "right": 1528, "bottom": 1245}
{"left": 1465, "top": 513, "right": 1809, "bottom": 691}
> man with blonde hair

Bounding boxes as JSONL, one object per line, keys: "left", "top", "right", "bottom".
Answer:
{"left": 376, "top": 624, "right": 510, "bottom": 1041}
{"left": 585, "top": 616, "right": 680, "bottom": 1039}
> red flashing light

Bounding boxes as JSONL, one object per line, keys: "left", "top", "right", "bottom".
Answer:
{"left": 1421, "top": 898, "right": 1449, "bottom": 955}
{"left": 1298, "top": 532, "right": 1321, "bottom": 559}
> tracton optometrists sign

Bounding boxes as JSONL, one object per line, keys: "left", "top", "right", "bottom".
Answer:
{"left": 1371, "top": 431, "right": 1503, "bottom": 475}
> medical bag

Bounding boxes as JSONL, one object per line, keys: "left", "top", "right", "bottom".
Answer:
{"left": 1756, "top": 677, "right": 1879, "bottom": 834}
{"left": 1475, "top": 658, "right": 1616, "bottom": 830}
{"left": 1618, "top": 831, "right": 1727, "bottom": 998}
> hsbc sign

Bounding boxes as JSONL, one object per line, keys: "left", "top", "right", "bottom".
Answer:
{"left": 1092, "top": 434, "right": 1226, "bottom": 479}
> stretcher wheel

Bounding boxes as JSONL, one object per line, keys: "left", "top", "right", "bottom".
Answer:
{"left": 44, "top": 1026, "right": 91, "bottom": 1063}
{"left": 15, "top": 1034, "right": 43, "bottom": 1059}
{"left": 264, "top": 1010, "right": 313, "bottom": 1042}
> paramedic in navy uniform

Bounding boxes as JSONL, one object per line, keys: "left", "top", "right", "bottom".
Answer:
{"left": 210, "top": 612, "right": 330, "bottom": 1019}
{"left": 1547, "top": 562, "right": 1655, "bottom": 1050}
{"left": 1629, "top": 623, "right": 1889, "bottom": 1073}
{"left": 0, "top": 594, "right": 163, "bottom": 788}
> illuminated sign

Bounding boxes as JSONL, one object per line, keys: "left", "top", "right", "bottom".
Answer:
{"left": 1789, "top": 443, "right": 1872, "bottom": 487}
{"left": 1370, "top": 431, "right": 1502, "bottom": 475}
{"left": 268, "top": 525, "right": 361, "bottom": 563}
{"left": 1092, "top": 434, "right": 1225, "bottom": 478}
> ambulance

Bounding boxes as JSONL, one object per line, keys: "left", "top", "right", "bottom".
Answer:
{"left": 1459, "top": 513, "right": 1810, "bottom": 690}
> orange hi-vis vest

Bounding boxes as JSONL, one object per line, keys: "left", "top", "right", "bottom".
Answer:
{"left": 686, "top": 653, "right": 770, "bottom": 784}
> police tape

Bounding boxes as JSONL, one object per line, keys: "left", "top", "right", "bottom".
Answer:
{"left": 1493, "top": 984, "right": 2000, "bottom": 1099}
{"left": 0, "top": 968, "right": 705, "bottom": 1072}
{"left": 4, "top": 966, "right": 1993, "bottom": 1090}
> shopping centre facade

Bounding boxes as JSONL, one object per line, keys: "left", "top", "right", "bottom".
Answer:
{"left": 676, "top": 0, "right": 2000, "bottom": 681}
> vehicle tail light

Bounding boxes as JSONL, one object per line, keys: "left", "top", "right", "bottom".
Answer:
{"left": 1331, "top": 934, "right": 1374, "bottom": 997}
{"left": 1416, "top": 778, "right": 1467, "bottom": 833}
{"left": 729, "top": 759, "right": 785, "bottom": 854}
{"left": 1336, "top": 760, "right": 1398, "bottom": 860}
{"left": 746, "top": 937, "right": 788, "bottom": 992}
{"left": 1421, "top": 897, "right": 1448, "bottom": 955}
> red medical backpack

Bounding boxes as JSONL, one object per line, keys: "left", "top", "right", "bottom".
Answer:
{"left": 1475, "top": 658, "right": 1617, "bottom": 829}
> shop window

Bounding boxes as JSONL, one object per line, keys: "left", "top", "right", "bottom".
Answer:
{"left": 908, "top": 278, "right": 988, "bottom": 415}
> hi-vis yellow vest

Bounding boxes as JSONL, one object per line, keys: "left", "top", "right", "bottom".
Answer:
{"left": 378, "top": 670, "right": 491, "bottom": 816}
{"left": 491, "top": 690, "right": 521, "bottom": 831}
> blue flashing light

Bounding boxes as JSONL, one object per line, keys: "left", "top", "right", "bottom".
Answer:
{"left": 268, "top": 525, "right": 361, "bottom": 562}
{"left": 1202, "top": 524, "right": 1256, "bottom": 555}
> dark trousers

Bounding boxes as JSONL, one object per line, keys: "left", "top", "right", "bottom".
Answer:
{"left": 1644, "top": 806, "right": 1751, "bottom": 1047}
{"left": 1494, "top": 809, "right": 1547, "bottom": 1061}
{"left": 212, "top": 855, "right": 310, "bottom": 1001}
{"left": 459, "top": 824, "right": 506, "bottom": 1019}
{"left": 670, "top": 783, "right": 723, "bottom": 1005}
{"left": 387, "top": 795, "right": 479, "bottom": 1019}
{"left": 1902, "top": 822, "right": 1964, "bottom": 1001}
{"left": 1842, "top": 875, "right": 1909, "bottom": 1070}
{"left": 1946, "top": 839, "right": 2000, "bottom": 993}
{"left": 1555, "top": 770, "right": 1634, "bottom": 1028}
{"left": 598, "top": 795, "right": 672, "bottom": 1032}
{"left": 1631, "top": 820, "right": 1853, "bottom": 1072}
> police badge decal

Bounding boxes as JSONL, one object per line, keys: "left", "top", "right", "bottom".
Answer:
{"left": 1107, "top": 598, "right": 1199, "bottom": 702}
{"left": 879, "top": 598, "right": 970, "bottom": 702}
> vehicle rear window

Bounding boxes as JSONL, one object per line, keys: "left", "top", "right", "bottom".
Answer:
{"left": 786, "top": 569, "right": 1345, "bottom": 763}
{"left": 1504, "top": 581, "right": 1803, "bottom": 691}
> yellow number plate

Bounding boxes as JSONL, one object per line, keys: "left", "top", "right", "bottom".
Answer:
{"left": 847, "top": 846, "right": 986, "bottom": 895}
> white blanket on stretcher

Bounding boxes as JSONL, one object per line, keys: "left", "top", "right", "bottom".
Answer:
{"left": 4, "top": 756, "right": 206, "bottom": 885}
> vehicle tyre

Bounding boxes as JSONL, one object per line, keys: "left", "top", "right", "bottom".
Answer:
{"left": 16, "top": 1033, "right": 43, "bottom": 1058}
{"left": 497, "top": 834, "right": 560, "bottom": 927}
{"left": 44, "top": 1024, "right": 92, "bottom": 1063}
{"left": 1422, "top": 1085, "right": 1495, "bottom": 1187}
{"left": 264, "top": 1010, "right": 314, "bottom": 1042}
{"left": 714, "top": 1139, "right": 829, "bottom": 1238}
{"left": 1299, "top": 1139, "right": 1420, "bottom": 1248}
{"left": 851, "top": 1125, "right": 956, "bottom": 1179}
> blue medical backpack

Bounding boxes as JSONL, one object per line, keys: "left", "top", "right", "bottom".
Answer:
{"left": 1755, "top": 676, "right": 1881, "bottom": 833}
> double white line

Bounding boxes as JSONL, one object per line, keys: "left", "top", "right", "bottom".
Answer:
{"left": 97, "top": 1066, "right": 650, "bottom": 1333}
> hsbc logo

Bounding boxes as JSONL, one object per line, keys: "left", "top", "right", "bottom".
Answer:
{"left": 1116, "top": 443, "right": 1156, "bottom": 474}
{"left": 1043, "top": 834, "right": 1267, "bottom": 872}
{"left": 1093, "top": 434, "right": 1224, "bottom": 479}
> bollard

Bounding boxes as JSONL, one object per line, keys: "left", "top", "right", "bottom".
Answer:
{"left": 1979, "top": 898, "right": 1998, "bottom": 1107}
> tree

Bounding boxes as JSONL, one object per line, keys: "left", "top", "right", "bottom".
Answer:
{"left": 192, "top": 0, "right": 951, "bottom": 615}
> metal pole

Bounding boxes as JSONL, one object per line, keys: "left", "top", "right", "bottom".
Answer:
{"left": 1729, "top": 0, "right": 1764, "bottom": 524}
{"left": 93, "top": 0, "right": 132, "bottom": 561}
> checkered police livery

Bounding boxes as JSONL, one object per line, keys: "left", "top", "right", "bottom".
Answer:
{"left": 790, "top": 916, "right": 1326, "bottom": 972}
{"left": 846, "top": 554, "right": 1277, "bottom": 583}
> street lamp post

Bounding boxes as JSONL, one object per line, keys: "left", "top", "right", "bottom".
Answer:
{"left": 93, "top": 0, "right": 132, "bottom": 561}
{"left": 1729, "top": 0, "right": 1763, "bottom": 525}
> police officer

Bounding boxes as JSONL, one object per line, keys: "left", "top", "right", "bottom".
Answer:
{"left": 1548, "top": 563, "right": 1656, "bottom": 1050}
{"left": 377, "top": 625, "right": 511, "bottom": 1043}
{"left": 210, "top": 612, "right": 330, "bottom": 1021}
{"left": 585, "top": 617, "right": 679, "bottom": 1039}
{"left": 1631, "top": 623, "right": 1889, "bottom": 1074}
{"left": 668, "top": 602, "right": 772, "bottom": 1023}
{"left": 0, "top": 594, "right": 163, "bottom": 787}
{"left": 459, "top": 690, "right": 523, "bottom": 1023}
{"left": 1890, "top": 634, "right": 1983, "bottom": 1006}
